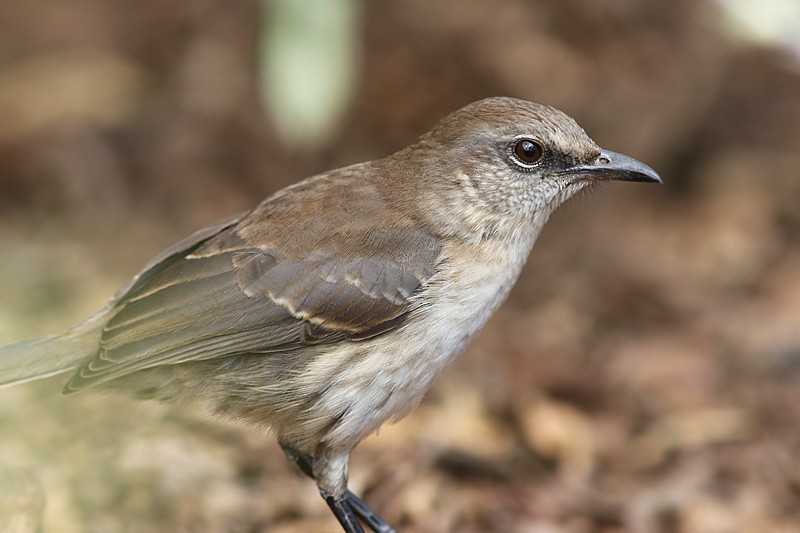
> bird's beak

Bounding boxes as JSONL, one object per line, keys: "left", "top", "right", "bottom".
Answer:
{"left": 565, "top": 150, "right": 663, "bottom": 184}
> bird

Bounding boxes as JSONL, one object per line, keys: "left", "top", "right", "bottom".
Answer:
{"left": 0, "top": 97, "right": 661, "bottom": 532}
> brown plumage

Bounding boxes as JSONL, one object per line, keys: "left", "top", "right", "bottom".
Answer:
{"left": 0, "top": 97, "right": 661, "bottom": 533}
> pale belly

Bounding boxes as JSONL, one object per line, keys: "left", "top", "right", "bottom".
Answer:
{"left": 195, "top": 237, "right": 536, "bottom": 455}
{"left": 312, "top": 254, "right": 524, "bottom": 450}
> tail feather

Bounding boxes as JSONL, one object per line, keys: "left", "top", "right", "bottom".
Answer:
{"left": 0, "top": 314, "right": 105, "bottom": 389}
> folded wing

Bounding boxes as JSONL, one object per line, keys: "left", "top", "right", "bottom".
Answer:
{"left": 65, "top": 208, "right": 441, "bottom": 392}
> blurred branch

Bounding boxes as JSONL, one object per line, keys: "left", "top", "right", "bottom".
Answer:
{"left": 258, "top": 0, "right": 361, "bottom": 148}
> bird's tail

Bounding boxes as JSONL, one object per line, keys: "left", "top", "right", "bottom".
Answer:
{"left": 0, "top": 313, "right": 105, "bottom": 389}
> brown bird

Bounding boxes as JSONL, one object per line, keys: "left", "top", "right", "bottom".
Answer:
{"left": 0, "top": 97, "right": 661, "bottom": 532}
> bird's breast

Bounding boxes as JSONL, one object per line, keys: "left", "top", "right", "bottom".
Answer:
{"left": 314, "top": 240, "right": 530, "bottom": 449}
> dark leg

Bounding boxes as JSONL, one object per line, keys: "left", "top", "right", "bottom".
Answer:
{"left": 344, "top": 490, "right": 397, "bottom": 533}
{"left": 281, "top": 446, "right": 397, "bottom": 533}
{"left": 324, "top": 490, "right": 367, "bottom": 533}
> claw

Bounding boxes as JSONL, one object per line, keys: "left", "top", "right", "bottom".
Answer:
{"left": 324, "top": 491, "right": 367, "bottom": 533}
{"left": 281, "top": 445, "right": 397, "bottom": 533}
{"left": 345, "top": 490, "right": 397, "bottom": 533}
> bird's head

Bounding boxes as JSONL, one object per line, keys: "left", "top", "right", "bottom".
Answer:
{"left": 395, "top": 97, "right": 661, "bottom": 244}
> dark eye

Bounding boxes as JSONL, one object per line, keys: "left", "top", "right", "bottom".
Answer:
{"left": 511, "top": 139, "right": 543, "bottom": 166}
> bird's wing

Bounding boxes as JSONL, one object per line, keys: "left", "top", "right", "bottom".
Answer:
{"left": 105, "top": 212, "right": 245, "bottom": 308}
{"left": 64, "top": 198, "right": 442, "bottom": 392}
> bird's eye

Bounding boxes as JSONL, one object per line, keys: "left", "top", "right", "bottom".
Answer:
{"left": 511, "top": 139, "right": 544, "bottom": 167}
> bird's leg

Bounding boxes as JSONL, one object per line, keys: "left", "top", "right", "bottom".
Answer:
{"left": 323, "top": 489, "right": 367, "bottom": 533}
{"left": 343, "top": 490, "right": 397, "bottom": 533}
{"left": 280, "top": 443, "right": 396, "bottom": 533}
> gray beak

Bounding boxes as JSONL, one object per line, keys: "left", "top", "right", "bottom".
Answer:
{"left": 566, "top": 150, "right": 663, "bottom": 184}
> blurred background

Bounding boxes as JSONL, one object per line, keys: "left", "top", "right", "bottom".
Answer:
{"left": 0, "top": 0, "right": 799, "bottom": 531}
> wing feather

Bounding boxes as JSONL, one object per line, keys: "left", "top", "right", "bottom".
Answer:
{"left": 65, "top": 178, "right": 443, "bottom": 393}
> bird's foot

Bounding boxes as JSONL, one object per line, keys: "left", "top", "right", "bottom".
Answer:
{"left": 344, "top": 489, "right": 397, "bottom": 533}
{"left": 322, "top": 489, "right": 397, "bottom": 533}
{"left": 286, "top": 449, "right": 396, "bottom": 532}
